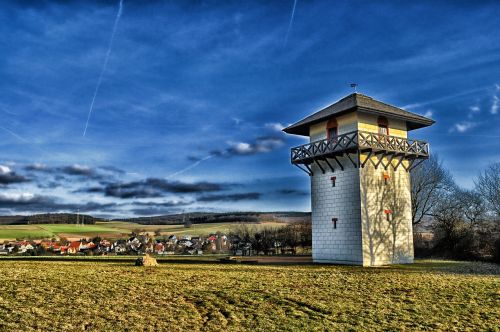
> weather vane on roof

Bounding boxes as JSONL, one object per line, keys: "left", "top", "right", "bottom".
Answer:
{"left": 350, "top": 83, "right": 358, "bottom": 92}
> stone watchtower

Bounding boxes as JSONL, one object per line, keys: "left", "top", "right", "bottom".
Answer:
{"left": 283, "top": 93, "right": 434, "bottom": 266}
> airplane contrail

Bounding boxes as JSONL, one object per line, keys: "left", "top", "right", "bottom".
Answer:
{"left": 401, "top": 86, "right": 492, "bottom": 110}
{"left": 166, "top": 155, "right": 214, "bottom": 179}
{"left": 83, "top": 0, "right": 124, "bottom": 137}
{"left": 0, "top": 125, "right": 48, "bottom": 157}
{"left": 283, "top": 0, "right": 298, "bottom": 47}
{"left": 0, "top": 125, "right": 30, "bottom": 144}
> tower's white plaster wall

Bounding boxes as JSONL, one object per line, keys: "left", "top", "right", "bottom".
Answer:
{"left": 359, "top": 165, "right": 413, "bottom": 266}
{"left": 311, "top": 158, "right": 363, "bottom": 264}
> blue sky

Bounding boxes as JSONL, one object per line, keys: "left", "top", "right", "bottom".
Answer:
{"left": 0, "top": 0, "right": 499, "bottom": 217}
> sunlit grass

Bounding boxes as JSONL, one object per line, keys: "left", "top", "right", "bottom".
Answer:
{"left": 0, "top": 221, "right": 285, "bottom": 240}
{"left": 0, "top": 259, "right": 498, "bottom": 331}
{"left": 0, "top": 225, "right": 54, "bottom": 240}
{"left": 39, "top": 224, "right": 125, "bottom": 234}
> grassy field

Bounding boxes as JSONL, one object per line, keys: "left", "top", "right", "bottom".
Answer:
{"left": 0, "top": 225, "right": 54, "bottom": 240}
{"left": 0, "top": 221, "right": 285, "bottom": 240}
{"left": 0, "top": 259, "right": 498, "bottom": 331}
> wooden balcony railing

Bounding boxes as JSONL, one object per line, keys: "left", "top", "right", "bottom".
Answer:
{"left": 291, "top": 130, "right": 429, "bottom": 165}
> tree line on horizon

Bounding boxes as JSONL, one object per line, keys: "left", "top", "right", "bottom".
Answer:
{"left": 0, "top": 211, "right": 311, "bottom": 226}
{"left": 122, "top": 212, "right": 310, "bottom": 225}
{"left": 0, "top": 213, "right": 97, "bottom": 225}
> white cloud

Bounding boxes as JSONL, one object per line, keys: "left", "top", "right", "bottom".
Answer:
{"left": 70, "top": 164, "right": 91, "bottom": 172}
{"left": 495, "top": 84, "right": 500, "bottom": 91}
{"left": 468, "top": 105, "right": 480, "bottom": 119}
{"left": 265, "top": 122, "right": 285, "bottom": 132}
{"left": 0, "top": 192, "right": 35, "bottom": 202}
{"left": 451, "top": 121, "right": 477, "bottom": 133}
{"left": 423, "top": 110, "right": 433, "bottom": 118}
{"left": 254, "top": 137, "right": 283, "bottom": 152}
{"left": 0, "top": 165, "right": 12, "bottom": 174}
{"left": 491, "top": 95, "right": 499, "bottom": 114}
{"left": 227, "top": 137, "right": 284, "bottom": 155}
{"left": 28, "top": 163, "right": 48, "bottom": 171}
{"left": 232, "top": 142, "right": 253, "bottom": 154}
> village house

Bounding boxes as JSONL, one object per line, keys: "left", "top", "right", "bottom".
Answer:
{"left": 0, "top": 244, "right": 9, "bottom": 255}
{"left": 99, "top": 240, "right": 112, "bottom": 253}
{"left": 234, "top": 243, "right": 253, "bottom": 256}
{"left": 144, "top": 242, "right": 154, "bottom": 254}
{"left": 113, "top": 242, "right": 127, "bottom": 254}
{"left": 154, "top": 243, "right": 165, "bottom": 254}
{"left": 40, "top": 241, "right": 53, "bottom": 250}
{"left": 52, "top": 244, "right": 61, "bottom": 253}
{"left": 127, "top": 237, "right": 142, "bottom": 252}
{"left": 177, "top": 239, "right": 193, "bottom": 248}
{"left": 17, "top": 241, "right": 34, "bottom": 254}
{"left": 165, "top": 235, "right": 177, "bottom": 249}
{"left": 67, "top": 241, "right": 82, "bottom": 254}
{"left": 79, "top": 241, "right": 95, "bottom": 251}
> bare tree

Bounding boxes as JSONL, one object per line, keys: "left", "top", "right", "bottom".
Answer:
{"left": 430, "top": 188, "right": 490, "bottom": 258}
{"left": 431, "top": 190, "right": 468, "bottom": 252}
{"left": 229, "top": 223, "right": 255, "bottom": 244}
{"left": 476, "top": 162, "right": 500, "bottom": 218}
{"left": 456, "top": 189, "right": 487, "bottom": 226}
{"left": 411, "top": 155, "right": 454, "bottom": 225}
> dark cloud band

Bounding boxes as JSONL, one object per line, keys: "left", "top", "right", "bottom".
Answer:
{"left": 197, "top": 192, "right": 261, "bottom": 202}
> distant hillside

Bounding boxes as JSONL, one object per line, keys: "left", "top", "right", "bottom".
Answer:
{"left": 0, "top": 213, "right": 97, "bottom": 225}
{"left": 117, "top": 212, "right": 311, "bottom": 225}
{"left": 0, "top": 211, "right": 310, "bottom": 226}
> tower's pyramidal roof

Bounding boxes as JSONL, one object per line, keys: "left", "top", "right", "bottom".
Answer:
{"left": 283, "top": 93, "right": 435, "bottom": 136}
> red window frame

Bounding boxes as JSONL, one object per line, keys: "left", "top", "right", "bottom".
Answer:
{"left": 326, "top": 119, "right": 338, "bottom": 141}
{"left": 377, "top": 116, "right": 389, "bottom": 136}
